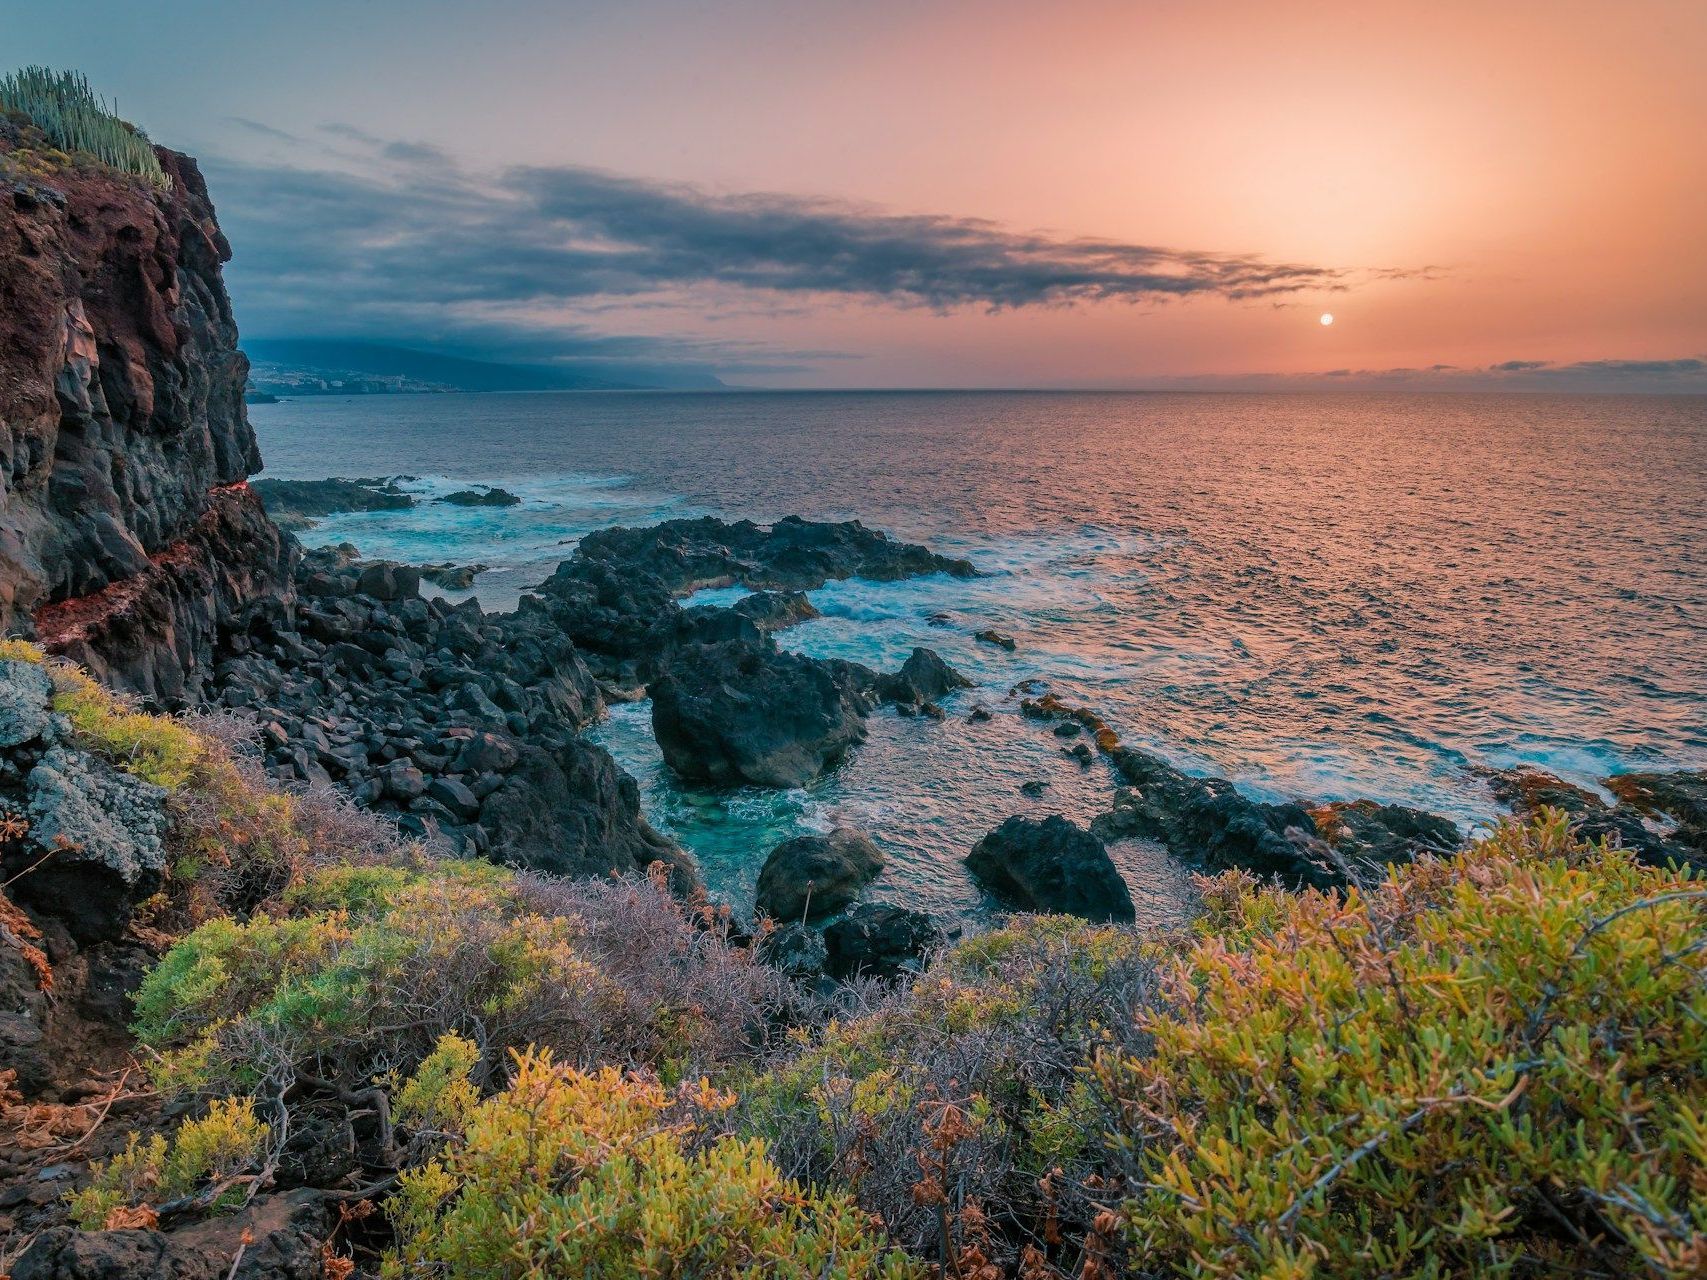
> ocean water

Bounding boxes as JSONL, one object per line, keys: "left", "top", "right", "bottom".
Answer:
{"left": 251, "top": 390, "right": 1707, "bottom": 926}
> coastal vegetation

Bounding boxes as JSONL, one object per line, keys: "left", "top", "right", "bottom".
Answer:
{"left": 5, "top": 650, "right": 1701, "bottom": 1276}
{"left": 0, "top": 66, "right": 170, "bottom": 191}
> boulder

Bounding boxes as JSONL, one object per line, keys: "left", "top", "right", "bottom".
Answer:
{"left": 975, "top": 629, "right": 1017, "bottom": 651}
{"left": 355, "top": 562, "right": 421, "bottom": 602}
{"left": 17, "top": 747, "right": 169, "bottom": 942}
{"left": 823, "top": 903, "right": 943, "bottom": 979}
{"left": 419, "top": 562, "right": 487, "bottom": 590}
{"left": 966, "top": 815, "right": 1135, "bottom": 922}
{"left": 880, "top": 647, "right": 972, "bottom": 706}
{"left": 755, "top": 828, "right": 885, "bottom": 921}
{"left": 650, "top": 641, "right": 871, "bottom": 788}
{"left": 479, "top": 739, "right": 699, "bottom": 891}
{"left": 1310, "top": 799, "right": 1462, "bottom": 866}
{"left": 251, "top": 476, "right": 414, "bottom": 523}
{"left": 0, "top": 658, "right": 54, "bottom": 747}
{"left": 758, "top": 921, "right": 828, "bottom": 980}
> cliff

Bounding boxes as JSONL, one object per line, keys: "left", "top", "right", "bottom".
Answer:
{"left": 0, "top": 122, "right": 291, "bottom": 701}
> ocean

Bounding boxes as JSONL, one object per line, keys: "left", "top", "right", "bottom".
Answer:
{"left": 250, "top": 390, "right": 1707, "bottom": 927}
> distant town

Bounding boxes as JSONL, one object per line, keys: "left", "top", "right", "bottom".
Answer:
{"left": 246, "top": 362, "right": 457, "bottom": 400}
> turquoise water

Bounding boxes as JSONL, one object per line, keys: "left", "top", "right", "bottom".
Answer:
{"left": 251, "top": 390, "right": 1707, "bottom": 924}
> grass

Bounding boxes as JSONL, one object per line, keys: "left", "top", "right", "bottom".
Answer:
{"left": 0, "top": 67, "right": 170, "bottom": 191}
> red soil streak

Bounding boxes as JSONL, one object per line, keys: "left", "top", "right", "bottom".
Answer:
{"left": 32, "top": 482, "right": 252, "bottom": 648}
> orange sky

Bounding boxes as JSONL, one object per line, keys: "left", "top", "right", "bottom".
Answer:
{"left": 10, "top": 0, "right": 1705, "bottom": 385}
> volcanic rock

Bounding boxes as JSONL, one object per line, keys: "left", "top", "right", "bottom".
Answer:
{"left": 755, "top": 828, "right": 885, "bottom": 921}
{"left": 438, "top": 487, "right": 521, "bottom": 507}
{"left": 966, "top": 815, "right": 1134, "bottom": 922}
{"left": 650, "top": 640, "right": 873, "bottom": 788}
{"left": 824, "top": 904, "right": 944, "bottom": 979}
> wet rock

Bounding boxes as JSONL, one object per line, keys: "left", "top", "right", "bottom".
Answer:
{"left": 17, "top": 747, "right": 169, "bottom": 943}
{"left": 438, "top": 486, "right": 521, "bottom": 507}
{"left": 968, "top": 704, "right": 993, "bottom": 723}
{"left": 251, "top": 476, "right": 413, "bottom": 524}
{"left": 975, "top": 629, "right": 1016, "bottom": 651}
{"left": 966, "top": 815, "right": 1135, "bottom": 922}
{"left": 824, "top": 904, "right": 944, "bottom": 979}
{"left": 419, "top": 562, "right": 487, "bottom": 590}
{"left": 650, "top": 641, "right": 871, "bottom": 788}
{"left": 879, "top": 647, "right": 972, "bottom": 707}
{"left": 755, "top": 828, "right": 885, "bottom": 921}
{"left": 568, "top": 514, "right": 977, "bottom": 596}
{"left": 1093, "top": 747, "right": 1331, "bottom": 887}
{"left": 1605, "top": 770, "right": 1707, "bottom": 857}
{"left": 478, "top": 738, "right": 697, "bottom": 891}
{"left": 1020, "top": 779, "right": 1049, "bottom": 797}
{"left": 1480, "top": 765, "right": 1703, "bottom": 870}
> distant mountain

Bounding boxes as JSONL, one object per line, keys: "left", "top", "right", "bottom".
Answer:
{"left": 242, "top": 339, "right": 725, "bottom": 393}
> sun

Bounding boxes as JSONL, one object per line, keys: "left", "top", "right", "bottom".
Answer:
{"left": 1319, "top": 313, "right": 1335, "bottom": 326}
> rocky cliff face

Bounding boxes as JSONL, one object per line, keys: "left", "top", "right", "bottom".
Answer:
{"left": 0, "top": 132, "right": 290, "bottom": 700}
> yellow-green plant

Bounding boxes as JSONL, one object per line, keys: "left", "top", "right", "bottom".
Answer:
{"left": 1101, "top": 811, "right": 1707, "bottom": 1279}
{"left": 0, "top": 638, "right": 45, "bottom": 664}
{"left": 0, "top": 67, "right": 169, "bottom": 191}
{"left": 49, "top": 665, "right": 205, "bottom": 790}
{"left": 134, "top": 861, "right": 783, "bottom": 1097}
{"left": 383, "top": 1044, "right": 920, "bottom": 1280}
{"left": 67, "top": 1097, "right": 269, "bottom": 1228}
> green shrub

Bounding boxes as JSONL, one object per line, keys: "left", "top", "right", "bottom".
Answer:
{"left": 1100, "top": 812, "right": 1707, "bottom": 1278}
{"left": 66, "top": 1097, "right": 270, "bottom": 1228}
{"left": 0, "top": 67, "right": 169, "bottom": 191}
{"left": 135, "top": 862, "right": 788, "bottom": 1099}
{"left": 382, "top": 1044, "right": 920, "bottom": 1279}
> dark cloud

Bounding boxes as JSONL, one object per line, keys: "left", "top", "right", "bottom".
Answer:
{"left": 1549, "top": 357, "right": 1706, "bottom": 376}
{"left": 1491, "top": 359, "right": 1550, "bottom": 371}
{"left": 225, "top": 117, "right": 303, "bottom": 144}
{"left": 205, "top": 136, "right": 1342, "bottom": 372}
{"left": 381, "top": 139, "right": 452, "bottom": 165}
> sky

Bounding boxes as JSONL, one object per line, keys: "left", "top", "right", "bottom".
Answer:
{"left": 6, "top": 0, "right": 1705, "bottom": 389}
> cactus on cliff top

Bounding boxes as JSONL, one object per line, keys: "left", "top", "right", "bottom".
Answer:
{"left": 0, "top": 66, "right": 170, "bottom": 191}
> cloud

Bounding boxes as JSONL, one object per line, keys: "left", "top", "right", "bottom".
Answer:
{"left": 204, "top": 130, "right": 1344, "bottom": 372}
{"left": 1149, "top": 355, "right": 1707, "bottom": 392}
{"left": 224, "top": 116, "right": 303, "bottom": 145}
{"left": 1549, "top": 357, "right": 1705, "bottom": 376}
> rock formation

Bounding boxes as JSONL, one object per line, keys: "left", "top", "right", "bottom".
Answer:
{"left": 755, "top": 828, "right": 885, "bottom": 921}
{"left": 1, "top": 131, "right": 292, "bottom": 699}
{"left": 966, "top": 814, "right": 1135, "bottom": 922}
